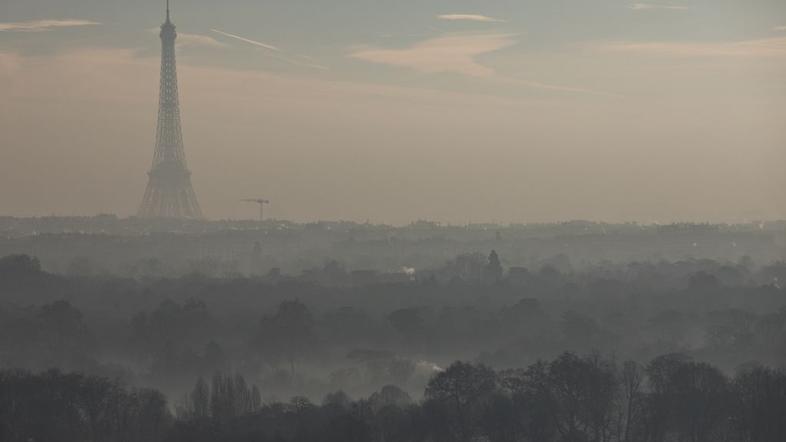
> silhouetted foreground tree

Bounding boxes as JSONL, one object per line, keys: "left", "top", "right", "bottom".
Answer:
{"left": 3, "top": 354, "right": 786, "bottom": 442}
{"left": 167, "top": 355, "right": 786, "bottom": 442}
{"left": 425, "top": 361, "right": 498, "bottom": 441}
{"left": 176, "top": 373, "right": 262, "bottom": 422}
{"left": 0, "top": 370, "right": 170, "bottom": 442}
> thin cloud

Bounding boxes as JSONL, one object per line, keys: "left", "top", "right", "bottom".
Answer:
{"left": 351, "top": 35, "right": 616, "bottom": 95}
{"left": 437, "top": 14, "right": 506, "bottom": 23}
{"left": 211, "top": 29, "right": 328, "bottom": 70}
{"left": 211, "top": 29, "right": 280, "bottom": 52}
{"left": 629, "top": 3, "right": 689, "bottom": 11}
{"left": 0, "top": 19, "right": 100, "bottom": 32}
{"left": 349, "top": 34, "right": 516, "bottom": 77}
{"left": 591, "top": 37, "right": 786, "bottom": 57}
{"left": 774, "top": 26, "right": 786, "bottom": 32}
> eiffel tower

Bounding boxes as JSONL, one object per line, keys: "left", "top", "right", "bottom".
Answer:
{"left": 138, "top": 0, "right": 203, "bottom": 219}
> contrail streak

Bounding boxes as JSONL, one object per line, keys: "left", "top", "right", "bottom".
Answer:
{"left": 211, "top": 29, "right": 280, "bottom": 51}
{"left": 211, "top": 28, "right": 328, "bottom": 70}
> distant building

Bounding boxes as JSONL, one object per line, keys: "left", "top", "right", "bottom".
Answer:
{"left": 138, "top": 2, "right": 203, "bottom": 219}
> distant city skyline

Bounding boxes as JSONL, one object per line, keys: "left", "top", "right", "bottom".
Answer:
{"left": 0, "top": 0, "right": 785, "bottom": 224}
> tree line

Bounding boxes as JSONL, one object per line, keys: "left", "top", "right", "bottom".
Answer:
{"left": 2, "top": 252, "right": 786, "bottom": 402}
{"left": 2, "top": 352, "right": 785, "bottom": 442}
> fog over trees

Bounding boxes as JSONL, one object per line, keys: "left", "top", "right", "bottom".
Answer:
{"left": 1, "top": 218, "right": 785, "bottom": 441}
{"left": 2, "top": 0, "right": 784, "bottom": 439}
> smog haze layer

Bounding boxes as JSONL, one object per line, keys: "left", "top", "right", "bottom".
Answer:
{"left": 1, "top": 0, "right": 785, "bottom": 224}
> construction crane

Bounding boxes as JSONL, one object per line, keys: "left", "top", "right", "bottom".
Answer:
{"left": 242, "top": 199, "right": 270, "bottom": 222}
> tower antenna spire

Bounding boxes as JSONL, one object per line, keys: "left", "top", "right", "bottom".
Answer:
{"left": 166, "top": 0, "right": 170, "bottom": 22}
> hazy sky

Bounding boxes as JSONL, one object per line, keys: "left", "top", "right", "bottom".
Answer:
{"left": 1, "top": 0, "right": 785, "bottom": 224}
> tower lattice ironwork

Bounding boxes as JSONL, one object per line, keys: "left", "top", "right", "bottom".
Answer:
{"left": 138, "top": 1, "right": 203, "bottom": 219}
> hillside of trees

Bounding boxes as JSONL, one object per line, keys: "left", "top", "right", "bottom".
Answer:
{"left": 1, "top": 251, "right": 785, "bottom": 401}
{"left": 1, "top": 227, "right": 786, "bottom": 441}
{"left": 3, "top": 352, "right": 785, "bottom": 442}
